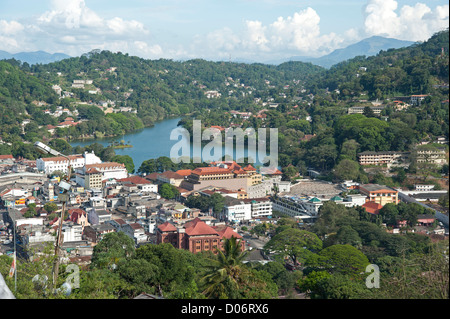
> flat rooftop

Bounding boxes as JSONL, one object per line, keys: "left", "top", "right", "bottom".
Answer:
{"left": 285, "top": 180, "right": 342, "bottom": 199}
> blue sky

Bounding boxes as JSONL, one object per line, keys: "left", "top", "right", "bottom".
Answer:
{"left": 0, "top": 0, "right": 448, "bottom": 62}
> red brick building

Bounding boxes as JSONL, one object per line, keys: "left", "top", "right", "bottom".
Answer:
{"left": 362, "top": 201, "right": 383, "bottom": 215}
{"left": 157, "top": 217, "right": 244, "bottom": 253}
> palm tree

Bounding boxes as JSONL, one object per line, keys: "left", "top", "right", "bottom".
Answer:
{"left": 201, "top": 237, "right": 248, "bottom": 299}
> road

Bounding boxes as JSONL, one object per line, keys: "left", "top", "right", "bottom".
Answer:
{"left": 242, "top": 234, "right": 269, "bottom": 250}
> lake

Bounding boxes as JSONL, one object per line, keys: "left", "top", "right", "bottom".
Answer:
{"left": 70, "top": 117, "right": 267, "bottom": 171}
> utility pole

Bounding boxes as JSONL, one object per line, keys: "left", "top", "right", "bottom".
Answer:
{"left": 34, "top": 142, "right": 72, "bottom": 289}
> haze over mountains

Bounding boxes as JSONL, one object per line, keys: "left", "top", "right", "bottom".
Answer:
{"left": 0, "top": 36, "right": 415, "bottom": 68}
{"left": 0, "top": 50, "right": 71, "bottom": 65}
{"left": 263, "top": 36, "right": 415, "bottom": 67}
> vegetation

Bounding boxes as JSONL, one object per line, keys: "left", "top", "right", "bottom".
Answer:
{"left": 0, "top": 30, "right": 448, "bottom": 300}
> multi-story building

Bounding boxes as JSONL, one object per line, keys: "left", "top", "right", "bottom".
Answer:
{"left": 222, "top": 196, "right": 252, "bottom": 222}
{"left": 156, "top": 217, "right": 244, "bottom": 254}
{"left": 87, "top": 208, "right": 112, "bottom": 225}
{"left": 122, "top": 223, "right": 147, "bottom": 244}
{"left": 157, "top": 171, "right": 184, "bottom": 186}
{"left": 83, "top": 167, "right": 103, "bottom": 189}
{"left": 75, "top": 162, "right": 128, "bottom": 187}
{"left": 414, "top": 145, "right": 447, "bottom": 167}
{"left": 83, "top": 224, "right": 115, "bottom": 243}
{"left": 271, "top": 196, "right": 318, "bottom": 222}
{"left": 358, "top": 151, "right": 410, "bottom": 167}
{"left": 302, "top": 197, "right": 323, "bottom": 217}
{"left": 180, "top": 161, "right": 266, "bottom": 198}
{"left": 358, "top": 184, "right": 399, "bottom": 205}
{"left": 61, "top": 223, "right": 83, "bottom": 242}
{"left": 244, "top": 197, "right": 272, "bottom": 219}
{"left": 117, "top": 176, "right": 158, "bottom": 193}
{"left": 410, "top": 94, "right": 428, "bottom": 105}
{"left": 36, "top": 151, "right": 101, "bottom": 175}
{"left": 348, "top": 105, "right": 385, "bottom": 115}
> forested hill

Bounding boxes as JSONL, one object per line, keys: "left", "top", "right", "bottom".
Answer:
{"left": 308, "top": 29, "right": 449, "bottom": 100}
{"left": 0, "top": 29, "right": 448, "bottom": 161}
{"left": 28, "top": 52, "right": 323, "bottom": 126}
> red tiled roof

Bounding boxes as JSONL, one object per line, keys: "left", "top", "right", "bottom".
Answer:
{"left": 243, "top": 164, "right": 256, "bottom": 171}
{"left": 68, "top": 208, "right": 87, "bottom": 222}
{"left": 362, "top": 201, "right": 383, "bottom": 215}
{"left": 40, "top": 155, "right": 83, "bottom": 162}
{"left": 192, "top": 167, "right": 232, "bottom": 176}
{"left": 184, "top": 217, "right": 219, "bottom": 236}
{"left": 160, "top": 171, "right": 184, "bottom": 179}
{"left": 0, "top": 155, "right": 14, "bottom": 160}
{"left": 213, "top": 226, "right": 242, "bottom": 239}
{"left": 129, "top": 223, "right": 143, "bottom": 230}
{"left": 260, "top": 167, "right": 282, "bottom": 175}
{"left": 112, "top": 218, "right": 127, "bottom": 225}
{"left": 118, "top": 176, "right": 152, "bottom": 185}
{"left": 210, "top": 125, "right": 225, "bottom": 131}
{"left": 85, "top": 168, "right": 101, "bottom": 174}
{"left": 145, "top": 172, "right": 160, "bottom": 181}
{"left": 85, "top": 162, "right": 125, "bottom": 170}
{"left": 175, "top": 169, "right": 192, "bottom": 177}
{"left": 158, "top": 221, "right": 177, "bottom": 232}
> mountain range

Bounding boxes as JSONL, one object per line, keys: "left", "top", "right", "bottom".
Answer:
{"left": 265, "top": 36, "right": 416, "bottom": 68}
{"left": 0, "top": 36, "right": 416, "bottom": 67}
{"left": 0, "top": 50, "right": 71, "bottom": 65}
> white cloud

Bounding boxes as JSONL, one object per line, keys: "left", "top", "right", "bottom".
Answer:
{"left": 196, "top": 7, "right": 346, "bottom": 60}
{"left": 0, "top": 0, "right": 153, "bottom": 56}
{"left": 364, "top": 0, "right": 449, "bottom": 41}
{"left": 268, "top": 8, "right": 343, "bottom": 54}
{"left": 133, "top": 41, "right": 163, "bottom": 57}
{"left": 0, "top": 20, "right": 24, "bottom": 35}
{"left": 243, "top": 20, "right": 269, "bottom": 51}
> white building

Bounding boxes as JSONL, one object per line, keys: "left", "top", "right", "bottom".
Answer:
{"left": 62, "top": 224, "right": 83, "bottom": 242}
{"left": 222, "top": 196, "right": 252, "bottom": 223}
{"left": 414, "top": 184, "right": 435, "bottom": 191}
{"left": 245, "top": 197, "right": 272, "bottom": 219}
{"left": 37, "top": 151, "right": 102, "bottom": 175}
{"left": 122, "top": 223, "right": 147, "bottom": 244}
{"left": 302, "top": 197, "right": 323, "bottom": 216}
{"left": 271, "top": 196, "right": 317, "bottom": 222}
{"left": 344, "top": 194, "right": 367, "bottom": 207}
{"left": 87, "top": 208, "right": 112, "bottom": 225}
{"left": 75, "top": 162, "right": 128, "bottom": 187}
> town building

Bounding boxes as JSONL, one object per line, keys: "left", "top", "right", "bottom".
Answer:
{"left": 122, "top": 223, "right": 147, "bottom": 244}
{"left": 271, "top": 196, "right": 318, "bottom": 222}
{"left": 156, "top": 217, "right": 244, "bottom": 254}
{"left": 221, "top": 196, "right": 252, "bottom": 223}
{"left": 83, "top": 224, "right": 115, "bottom": 243}
{"left": 117, "top": 176, "right": 158, "bottom": 193}
{"left": 347, "top": 105, "right": 385, "bottom": 115}
{"left": 180, "top": 161, "right": 267, "bottom": 198}
{"left": 414, "top": 145, "right": 447, "bottom": 167}
{"left": 157, "top": 171, "right": 184, "bottom": 187}
{"left": 243, "top": 197, "right": 272, "bottom": 219}
{"left": 358, "top": 151, "right": 410, "bottom": 167}
{"left": 36, "top": 151, "right": 102, "bottom": 175}
{"left": 358, "top": 184, "right": 399, "bottom": 205}
{"left": 362, "top": 201, "right": 383, "bottom": 215}
{"left": 75, "top": 162, "right": 128, "bottom": 187}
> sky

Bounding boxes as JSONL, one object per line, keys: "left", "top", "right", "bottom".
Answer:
{"left": 0, "top": 0, "right": 448, "bottom": 63}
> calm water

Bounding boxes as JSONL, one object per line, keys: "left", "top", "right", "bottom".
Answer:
{"left": 70, "top": 117, "right": 266, "bottom": 170}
